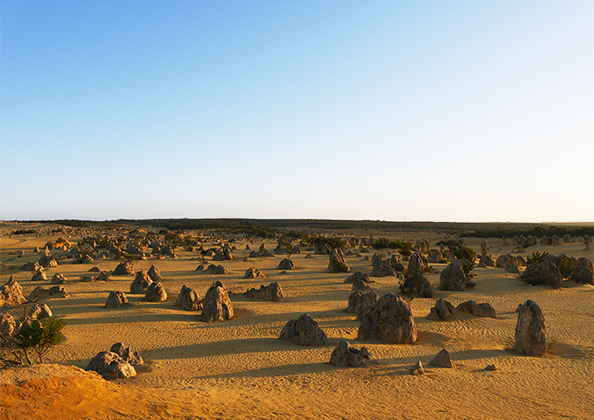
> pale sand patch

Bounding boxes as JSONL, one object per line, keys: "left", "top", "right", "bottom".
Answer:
{"left": 1, "top": 233, "right": 593, "bottom": 419}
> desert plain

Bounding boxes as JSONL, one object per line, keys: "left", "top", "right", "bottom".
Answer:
{"left": 0, "top": 221, "right": 592, "bottom": 420}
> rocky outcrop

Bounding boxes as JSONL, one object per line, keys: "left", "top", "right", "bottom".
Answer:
{"left": 109, "top": 342, "right": 143, "bottom": 366}
{"left": 244, "top": 267, "right": 265, "bottom": 279}
{"left": 31, "top": 269, "right": 47, "bottom": 282}
{"left": 213, "top": 246, "right": 234, "bottom": 261}
{"left": 201, "top": 281, "right": 233, "bottom": 322}
{"left": 279, "top": 313, "right": 328, "bottom": 346}
{"left": 244, "top": 282, "right": 285, "bottom": 302}
{"left": 329, "top": 340, "right": 371, "bottom": 367}
{"left": 515, "top": 300, "right": 547, "bottom": 356}
{"left": 372, "top": 260, "right": 397, "bottom": 277}
{"left": 205, "top": 264, "right": 229, "bottom": 275}
{"left": 439, "top": 262, "right": 474, "bottom": 291}
{"left": 477, "top": 255, "right": 495, "bottom": 268}
{"left": 344, "top": 271, "right": 370, "bottom": 284}
{"left": 147, "top": 265, "right": 163, "bottom": 282}
{"left": 521, "top": 260, "right": 563, "bottom": 288}
{"left": 96, "top": 271, "right": 111, "bottom": 281}
{"left": 0, "top": 276, "right": 27, "bottom": 306}
{"left": 407, "top": 253, "right": 428, "bottom": 277}
{"left": 28, "top": 285, "right": 69, "bottom": 300}
{"left": 427, "top": 299, "right": 496, "bottom": 319}
{"left": 351, "top": 277, "right": 371, "bottom": 291}
{"left": 328, "top": 249, "right": 350, "bottom": 273}
{"left": 50, "top": 273, "right": 67, "bottom": 284}
{"left": 27, "top": 303, "right": 53, "bottom": 321}
{"left": 21, "top": 261, "right": 41, "bottom": 272}
{"left": 346, "top": 290, "right": 379, "bottom": 315}
{"left": 358, "top": 293, "right": 417, "bottom": 344}
{"left": 113, "top": 261, "right": 134, "bottom": 275}
{"left": 86, "top": 351, "right": 136, "bottom": 379}
{"left": 400, "top": 274, "right": 435, "bottom": 298}
{"left": 129, "top": 271, "right": 153, "bottom": 294}
{"left": 427, "top": 298, "right": 456, "bottom": 320}
{"left": 570, "top": 265, "right": 593, "bottom": 285}
{"left": 175, "top": 285, "right": 202, "bottom": 311}
{"left": 145, "top": 282, "right": 167, "bottom": 302}
{"left": 277, "top": 259, "right": 296, "bottom": 271}
{"left": 0, "top": 312, "right": 16, "bottom": 337}
{"left": 105, "top": 291, "right": 130, "bottom": 308}
{"left": 315, "top": 244, "right": 332, "bottom": 255}
{"left": 429, "top": 349, "right": 455, "bottom": 368}
{"left": 496, "top": 254, "right": 526, "bottom": 268}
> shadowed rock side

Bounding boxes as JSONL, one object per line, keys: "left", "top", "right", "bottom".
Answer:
{"left": 50, "top": 273, "right": 67, "bottom": 284}
{"left": 330, "top": 340, "right": 371, "bottom": 367}
{"left": 407, "top": 253, "right": 428, "bottom": 277}
{"left": 570, "top": 265, "right": 593, "bottom": 284}
{"left": 145, "top": 282, "right": 167, "bottom": 302}
{"left": 346, "top": 290, "right": 379, "bottom": 315}
{"left": 277, "top": 259, "right": 296, "bottom": 270}
{"left": 27, "top": 303, "right": 53, "bottom": 322}
{"left": 400, "top": 274, "right": 435, "bottom": 298}
{"left": 244, "top": 282, "right": 285, "bottom": 302}
{"left": 175, "top": 285, "right": 202, "bottom": 311}
{"left": 279, "top": 313, "right": 328, "bottom": 346}
{"left": 244, "top": 267, "right": 265, "bottom": 279}
{"left": 147, "top": 265, "right": 163, "bottom": 282}
{"left": 1, "top": 312, "right": 16, "bottom": 337}
{"left": 201, "top": 281, "right": 233, "bottom": 322}
{"left": 130, "top": 272, "right": 153, "bottom": 294}
{"left": 372, "top": 260, "right": 397, "bottom": 277}
{"left": 328, "top": 249, "right": 350, "bottom": 273}
{"left": 105, "top": 291, "right": 130, "bottom": 308}
{"left": 31, "top": 270, "right": 47, "bottom": 282}
{"left": 439, "top": 262, "right": 475, "bottom": 291}
{"left": 206, "top": 264, "right": 229, "bottom": 275}
{"left": 429, "top": 348, "right": 455, "bottom": 368}
{"left": 477, "top": 255, "right": 495, "bottom": 268}
{"left": 515, "top": 300, "right": 547, "bottom": 356}
{"left": 496, "top": 254, "right": 526, "bottom": 268}
{"left": 109, "top": 342, "right": 144, "bottom": 366}
{"left": 344, "top": 271, "right": 371, "bottom": 284}
{"left": 521, "top": 260, "right": 563, "bottom": 288}
{"left": 357, "top": 293, "right": 417, "bottom": 344}
{"left": 427, "top": 299, "right": 497, "bottom": 319}
{"left": 113, "top": 261, "right": 134, "bottom": 275}
{"left": 1, "top": 276, "right": 27, "bottom": 306}
{"left": 28, "top": 285, "right": 69, "bottom": 300}
{"left": 86, "top": 351, "right": 137, "bottom": 379}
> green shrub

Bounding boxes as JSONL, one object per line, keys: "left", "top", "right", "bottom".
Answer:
{"left": 16, "top": 317, "right": 66, "bottom": 364}
{"left": 453, "top": 246, "right": 477, "bottom": 263}
{"left": 526, "top": 251, "right": 549, "bottom": 265}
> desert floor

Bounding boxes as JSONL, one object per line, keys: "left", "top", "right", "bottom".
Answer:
{"left": 0, "top": 228, "right": 593, "bottom": 419}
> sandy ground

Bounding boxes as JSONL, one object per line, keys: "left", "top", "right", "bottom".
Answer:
{"left": 1, "top": 229, "right": 593, "bottom": 419}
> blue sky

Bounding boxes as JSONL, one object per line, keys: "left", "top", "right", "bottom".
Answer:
{"left": 1, "top": 1, "right": 593, "bottom": 222}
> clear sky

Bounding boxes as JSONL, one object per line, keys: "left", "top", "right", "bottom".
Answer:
{"left": 1, "top": 1, "right": 593, "bottom": 222}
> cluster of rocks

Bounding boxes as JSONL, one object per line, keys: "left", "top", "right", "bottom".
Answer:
{"left": 243, "top": 282, "right": 285, "bottom": 302}
{"left": 86, "top": 342, "right": 143, "bottom": 379}
{"left": 427, "top": 298, "right": 497, "bottom": 320}
{"left": 329, "top": 341, "right": 371, "bottom": 367}
{"left": 249, "top": 243, "right": 275, "bottom": 258}
{"left": 244, "top": 267, "right": 265, "bottom": 279}
{"left": 345, "top": 271, "right": 373, "bottom": 291}
{"left": 439, "top": 262, "right": 476, "bottom": 291}
{"left": 358, "top": 293, "right": 417, "bottom": 344}
{"left": 370, "top": 253, "right": 403, "bottom": 277}
{"left": 174, "top": 285, "right": 202, "bottom": 311}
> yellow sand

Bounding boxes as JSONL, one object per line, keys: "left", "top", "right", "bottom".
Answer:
{"left": 0, "top": 227, "right": 592, "bottom": 419}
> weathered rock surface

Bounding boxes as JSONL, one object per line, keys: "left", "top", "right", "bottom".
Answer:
{"left": 0, "top": 312, "right": 17, "bottom": 337}
{"left": 478, "top": 255, "right": 495, "bottom": 268}
{"left": 28, "top": 285, "right": 69, "bottom": 300}
{"left": 86, "top": 351, "right": 137, "bottom": 379}
{"left": 27, "top": 303, "right": 53, "bottom": 321}
{"left": 315, "top": 244, "right": 332, "bottom": 255}
{"left": 21, "top": 261, "right": 41, "bottom": 272}
{"left": 109, "top": 342, "right": 144, "bottom": 366}
{"left": 145, "top": 282, "right": 167, "bottom": 302}
{"left": 50, "top": 273, "right": 67, "bottom": 284}
{"left": 570, "top": 265, "right": 593, "bottom": 285}
{"left": 130, "top": 271, "right": 153, "bottom": 294}
{"left": 455, "top": 301, "right": 497, "bottom": 318}
{"left": 351, "top": 277, "right": 371, "bottom": 291}
{"left": 439, "top": 262, "right": 474, "bottom": 291}
{"left": 201, "top": 281, "right": 233, "bottom": 322}
{"left": 147, "top": 265, "right": 163, "bottom": 282}
{"left": 496, "top": 254, "right": 525, "bottom": 268}
{"left": 206, "top": 264, "right": 229, "bottom": 275}
{"left": 329, "top": 340, "right": 371, "bottom": 367}
{"left": 400, "top": 274, "right": 435, "bottom": 298}
{"left": 427, "top": 298, "right": 456, "bottom": 320}
{"left": 358, "top": 293, "right": 417, "bottom": 344}
{"left": 244, "top": 267, "right": 265, "bottom": 279}
{"left": 279, "top": 313, "right": 328, "bottom": 346}
{"left": 105, "top": 291, "right": 130, "bottom": 308}
{"left": 515, "top": 300, "right": 547, "bottom": 356}
{"left": 277, "top": 259, "right": 296, "bottom": 271}
{"left": 113, "top": 261, "right": 134, "bottom": 275}
{"left": 407, "top": 253, "right": 428, "bottom": 277}
{"left": 344, "top": 271, "right": 370, "bottom": 284}
{"left": 31, "top": 269, "right": 47, "bottom": 282}
{"left": 0, "top": 276, "right": 27, "bottom": 306}
{"left": 328, "top": 249, "right": 350, "bottom": 273}
{"left": 96, "top": 271, "right": 111, "bottom": 281}
{"left": 244, "top": 282, "right": 285, "bottom": 302}
{"left": 372, "top": 260, "right": 397, "bottom": 277}
{"left": 429, "top": 348, "right": 455, "bottom": 368}
{"left": 346, "top": 290, "right": 379, "bottom": 315}
{"left": 521, "top": 260, "right": 563, "bottom": 288}
{"left": 175, "top": 285, "right": 202, "bottom": 311}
